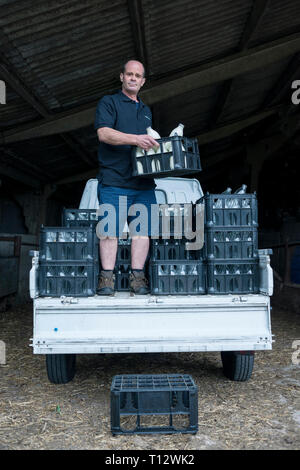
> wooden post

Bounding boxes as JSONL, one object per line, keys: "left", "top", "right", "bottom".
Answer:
{"left": 246, "top": 142, "right": 266, "bottom": 192}
{"left": 36, "top": 184, "right": 56, "bottom": 236}
{"left": 283, "top": 238, "right": 291, "bottom": 284}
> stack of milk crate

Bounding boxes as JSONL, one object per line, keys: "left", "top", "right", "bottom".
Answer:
{"left": 62, "top": 209, "right": 132, "bottom": 292}
{"left": 149, "top": 204, "right": 206, "bottom": 295}
{"left": 204, "top": 188, "right": 259, "bottom": 294}
{"left": 37, "top": 188, "right": 259, "bottom": 297}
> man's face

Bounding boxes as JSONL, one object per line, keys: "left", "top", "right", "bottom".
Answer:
{"left": 120, "top": 61, "right": 145, "bottom": 95}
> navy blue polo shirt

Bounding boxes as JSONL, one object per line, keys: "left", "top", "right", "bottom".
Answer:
{"left": 94, "top": 90, "right": 155, "bottom": 190}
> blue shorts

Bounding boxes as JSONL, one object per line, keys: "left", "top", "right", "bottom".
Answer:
{"left": 97, "top": 183, "right": 158, "bottom": 238}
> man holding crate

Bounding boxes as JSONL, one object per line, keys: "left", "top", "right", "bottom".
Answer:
{"left": 94, "top": 60, "right": 159, "bottom": 295}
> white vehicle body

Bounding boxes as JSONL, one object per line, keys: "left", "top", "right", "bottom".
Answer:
{"left": 30, "top": 178, "right": 273, "bottom": 356}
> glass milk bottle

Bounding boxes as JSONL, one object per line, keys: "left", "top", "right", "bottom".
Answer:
{"left": 167, "top": 123, "right": 185, "bottom": 169}
{"left": 136, "top": 147, "right": 144, "bottom": 174}
{"left": 234, "top": 184, "right": 247, "bottom": 194}
{"left": 146, "top": 126, "right": 161, "bottom": 172}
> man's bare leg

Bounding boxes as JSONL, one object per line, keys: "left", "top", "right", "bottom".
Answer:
{"left": 130, "top": 236, "right": 150, "bottom": 294}
{"left": 97, "top": 237, "right": 118, "bottom": 295}
{"left": 131, "top": 236, "right": 149, "bottom": 269}
{"left": 99, "top": 237, "right": 118, "bottom": 270}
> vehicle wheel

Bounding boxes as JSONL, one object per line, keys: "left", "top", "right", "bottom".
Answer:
{"left": 46, "top": 354, "right": 76, "bottom": 384}
{"left": 221, "top": 351, "right": 254, "bottom": 382}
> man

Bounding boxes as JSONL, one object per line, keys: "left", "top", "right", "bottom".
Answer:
{"left": 94, "top": 59, "right": 159, "bottom": 295}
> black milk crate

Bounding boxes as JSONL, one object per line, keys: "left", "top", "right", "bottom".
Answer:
{"left": 98, "top": 240, "right": 131, "bottom": 268}
{"left": 206, "top": 259, "right": 259, "bottom": 294}
{"left": 98, "top": 240, "right": 131, "bottom": 292}
{"left": 39, "top": 260, "right": 98, "bottom": 297}
{"left": 39, "top": 226, "right": 97, "bottom": 262}
{"left": 62, "top": 208, "right": 98, "bottom": 227}
{"left": 151, "top": 238, "right": 204, "bottom": 261}
{"left": 111, "top": 374, "right": 198, "bottom": 435}
{"left": 98, "top": 240, "right": 131, "bottom": 291}
{"left": 149, "top": 260, "right": 206, "bottom": 295}
{"left": 205, "top": 227, "right": 258, "bottom": 260}
{"left": 204, "top": 193, "right": 258, "bottom": 227}
{"left": 132, "top": 136, "right": 201, "bottom": 178}
{"left": 157, "top": 203, "right": 199, "bottom": 238}
{"left": 115, "top": 264, "right": 130, "bottom": 291}
{"left": 116, "top": 239, "right": 131, "bottom": 264}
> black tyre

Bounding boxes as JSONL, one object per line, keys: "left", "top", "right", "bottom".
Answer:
{"left": 221, "top": 351, "right": 254, "bottom": 382}
{"left": 46, "top": 354, "right": 76, "bottom": 384}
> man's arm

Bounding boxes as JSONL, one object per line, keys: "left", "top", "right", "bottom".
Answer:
{"left": 97, "top": 127, "right": 159, "bottom": 151}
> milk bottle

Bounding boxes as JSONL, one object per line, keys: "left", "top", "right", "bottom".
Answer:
{"left": 136, "top": 147, "right": 145, "bottom": 174}
{"left": 166, "top": 123, "right": 185, "bottom": 169}
{"left": 146, "top": 126, "right": 161, "bottom": 172}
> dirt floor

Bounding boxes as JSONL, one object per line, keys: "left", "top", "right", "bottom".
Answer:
{"left": 0, "top": 299, "right": 299, "bottom": 450}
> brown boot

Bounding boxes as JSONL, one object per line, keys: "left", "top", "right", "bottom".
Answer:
{"left": 129, "top": 270, "right": 149, "bottom": 295}
{"left": 97, "top": 270, "right": 115, "bottom": 295}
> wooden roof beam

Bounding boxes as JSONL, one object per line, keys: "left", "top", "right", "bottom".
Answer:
{"left": 127, "top": 0, "right": 149, "bottom": 71}
{"left": 1, "top": 147, "right": 54, "bottom": 181}
{"left": 2, "top": 31, "right": 300, "bottom": 143}
{"left": 262, "top": 52, "right": 300, "bottom": 107}
{"left": 0, "top": 62, "right": 49, "bottom": 116}
{"left": 54, "top": 106, "right": 283, "bottom": 184}
{"left": 0, "top": 61, "right": 95, "bottom": 166}
{"left": 238, "top": 0, "right": 270, "bottom": 50}
{"left": 210, "top": 0, "right": 270, "bottom": 126}
{"left": 0, "top": 161, "right": 40, "bottom": 188}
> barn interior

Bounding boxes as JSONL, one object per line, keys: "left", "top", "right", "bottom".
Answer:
{"left": 0, "top": 0, "right": 300, "bottom": 310}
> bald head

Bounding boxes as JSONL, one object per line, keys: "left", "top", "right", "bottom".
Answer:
{"left": 122, "top": 60, "right": 145, "bottom": 78}
{"left": 120, "top": 60, "right": 146, "bottom": 98}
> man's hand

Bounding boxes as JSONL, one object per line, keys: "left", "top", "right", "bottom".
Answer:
{"left": 97, "top": 127, "right": 160, "bottom": 150}
{"left": 135, "top": 134, "right": 160, "bottom": 151}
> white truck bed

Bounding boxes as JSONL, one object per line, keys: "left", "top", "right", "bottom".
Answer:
{"left": 31, "top": 291, "right": 272, "bottom": 354}
{"left": 30, "top": 178, "right": 273, "bottom": 357}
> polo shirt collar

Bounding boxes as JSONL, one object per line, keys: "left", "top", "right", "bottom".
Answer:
{"left": 118, "top": 89, "right": 145, "bottom": 107}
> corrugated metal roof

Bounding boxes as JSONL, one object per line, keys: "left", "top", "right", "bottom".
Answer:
{"left": 145, "top": 0, "right": 253, "bottom": 75}
{"left": 156, "top": 83, "right": 223, "bottom": 137}
{"left": 0, "top": 85, "right": 40, "bottom": 128}
{"left": 1, "top": 0, "right": 300, "bottom": 188}
{"left": 250, "top": 0, "right": 300, "bottom": 46}
{"left": 218, "top": 58, "right": 292, "bottom": 123}
{"left": 0, "top": 0, "right": 135, "bottom": 109}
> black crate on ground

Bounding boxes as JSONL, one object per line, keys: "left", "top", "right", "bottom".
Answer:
{"left": 205, "top": 227, "right": 258, "bottom": 260}
{"left": 206, "top": 259, "right": 259, "bottom": 294}
{"left": 204, "top": 193, "right": 258, "bottom": 227}
{"left": 39, "top": 260, "right": 98, "bottom": 297}
{"left": 132, "top": 136, "right": 201, "bottom": 178}
{"left": 151, "top": 238, "right": 204, "bottom": 261}
{"left": 111, "top": 374, "right": 198, "bottom": 435}
{"left": 62, "top": 208, "right": 98, "bottom": 227}
{"left": 149, "top": 260, "right": 206, "bottom": 295}
{"left": 39, "top": 227, "right": 97, "bottom": 262}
